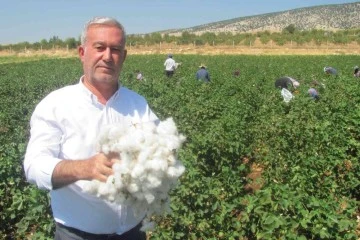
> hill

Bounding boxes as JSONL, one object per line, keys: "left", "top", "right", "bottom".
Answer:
{"left": 157, "top": 2, "right": 360, "bottom": 36}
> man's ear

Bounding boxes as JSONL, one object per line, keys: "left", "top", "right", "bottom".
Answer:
{"left": 124, "top": 49, "right": 127, "bottom": 61}
{"left": 78, "top": 45, "right": 85, "bottom": 62}
{"left": 123, "top": 49, "right": 127, "bottom": 62}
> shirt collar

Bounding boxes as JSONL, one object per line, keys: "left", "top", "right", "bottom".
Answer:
{"left": 78, "top": 76, "right": 121, "bottom": 105}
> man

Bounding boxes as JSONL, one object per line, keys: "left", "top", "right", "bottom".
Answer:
{"left": 196, "top": 64, "right": 211, "bottom": 83}
{"left": 163, "top": 54, "right": 176, "bottom": 77}
{"left": 23, "top": 17, "right": 158, "bottom": 240}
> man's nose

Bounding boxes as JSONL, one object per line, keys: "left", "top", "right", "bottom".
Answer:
{"left": 103, "top": 47, "right": 112, "bottom": 62}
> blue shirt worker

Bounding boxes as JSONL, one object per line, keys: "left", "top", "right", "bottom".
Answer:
{"left": 308, "top": 88, "right": 319, "bottom": 100}
{"left": 324, "top": 66, "right": 338, "bottom": 76}
{"left": 196, "top": 64, "right": 210, "bottom": 82}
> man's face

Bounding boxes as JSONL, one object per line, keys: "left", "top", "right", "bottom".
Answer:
{"left": 79, "top": 25, "right": 127, "bottom": 89}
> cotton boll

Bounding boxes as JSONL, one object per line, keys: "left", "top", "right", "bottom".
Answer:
{"left": 132, "top": 191, "right": 145, "bottom": 201}
{"left": 137, "top": 147, "right": 153, "bottom": 164}
{"left": 101, "top": 144, "right": 111, "bottom": 155}
{"left": 151, "top": 146, "right": 169, "bottom": 159}
{"left": 144, "top": 192, "right": 155, "bottom": 204}
{"left": 112, "top": 163, "right": 122, "bottom": 172}
{"left": 129, "top": 129, "right": 146, "bottom": 145}
{"left": 146, "top": 174, "right": 162, "bottom": 189}
{"left": 114, "top": 194, "right": 127, "bottom": 204}
{"left": 167, "top": 162, "right": 185, "bottom": 178}
{"left": 97, "top": 182, "right": 110, "bottom": 197}
{"left": 113, "top": 173, "right": 125, "bottom": 190}
{"left": 166, "top": 154, "right": 177, "bottom": 165}
{"left": 127, "top": 182, "right": 139, "bottom": 193}
{"left": 132, "top": 202, "right": 147, "bottom": 219}
{"left": 157, "top": 181, "right": 171, "bottom": 195}
{"left": 119, "top": 153, "right": 132, "bottom": 171}
{"left": 97, "top": 128, "right": 110, "bottom": 144}
{"left": 108, "top": 141, "right": 122, "bottom": 153}
{"left": 164, "top": 134, "right": 186, "bottom": 150}
{"left": 157, "top": 118, "right": 177, "bottom": 136}
{"left": 145, "top": 158, "right": 168, "bottom": 172}
{"left": 165, "top": 136, "right": 182, "bottom": 150}
{"left": 131, "top": 164, "right": 146, "bottom": 179}
{"left": 143, "top": 134, "right": 159, "bottom": 148}
{"left": 112, "top": 139, "right": 135, "bottom": 153}
{"left": 105, "top": 178, "right": 117, "bottom": 200}
{"left": 140, "top": 219, "right": 155, "bottom": 232}
{"left": 83, "top": 180, "right": 100, "bottom": 194}
{"left": 148, "top": 200, "right": 167, "bottom": 215}
{"left": 139, "top": 121, "right": 157, "bottom": 133}
{"left": 107, "top": 193, "right": 116, "bottom": 202}
{"left": 173, "top": 162, "right": 186, "bottom": 176}
{"left": 107, "top": 125, "right": 126, "bottom": 140}
{"left": 121, "top": 173, "right": 131, "bottom": 185}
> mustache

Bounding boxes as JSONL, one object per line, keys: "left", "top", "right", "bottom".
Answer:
{"left": 96, "top": 63, "right": 114, "bottom": 69}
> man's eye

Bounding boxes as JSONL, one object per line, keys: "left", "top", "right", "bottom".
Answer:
{"left": 95, "top": 46, "right": 105, "bottom": 51}
{"left": 112, "top": 48, "right": 121, "bottom": 52}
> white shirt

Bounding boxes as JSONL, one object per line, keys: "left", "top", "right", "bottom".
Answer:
{"left": 164, "top": 58, "right": 176, "bottom": 71}
{"left": 24, "top": 78, "right": 158, "bottom": 234}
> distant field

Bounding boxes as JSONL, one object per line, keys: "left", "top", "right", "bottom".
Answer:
{"left": 0, "top": 41, "right": 359, "bottom": 61}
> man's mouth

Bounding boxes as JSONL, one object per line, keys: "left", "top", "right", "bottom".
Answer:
{"left": 98, "top": 66, "right": 113, "bottom": 72}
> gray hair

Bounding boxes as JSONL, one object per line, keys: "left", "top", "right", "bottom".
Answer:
{"left": 80, "top": 17, "right": 126, "bottom": 45}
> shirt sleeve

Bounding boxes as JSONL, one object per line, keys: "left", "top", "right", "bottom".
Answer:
{"left": 24, "top": 97, "right": 63, "bottom": 190}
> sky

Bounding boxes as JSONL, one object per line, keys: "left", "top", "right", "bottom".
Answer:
{"left": 0, "top": 0, "right": 358, "bottom": 45}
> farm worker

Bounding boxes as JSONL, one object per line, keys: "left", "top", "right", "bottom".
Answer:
{"left": 354, "top": 66, "right": 360, "bottom": 77}
{"left": 274, "top": 76, "right": 299, "bottom": 90}
{"left": 308, "top": 88, "right": 319, "bottom": 100}
{"left": 324, "top": 66, "right": 338, "bottom": 76}
{"left": 289, "top": 77, "right": 300, "bottom": 89}
{"left": 135, "top": 69, "right": 144, "bottom": 80}
{"left": 196, "top": 63, "right": 211, "bottom": 82}
{"left": 23, "top": 17, "right": 158, "bottom": 239}
{"left": 308, "top": 80, "right": 320, "bottom": 100}
{"left": 164, "top": 53, "right": 176, "bottom": 77}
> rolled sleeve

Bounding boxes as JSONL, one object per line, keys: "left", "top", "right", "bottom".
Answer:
{"left": 24, "top": 103, "right": 63, "bottom": 190}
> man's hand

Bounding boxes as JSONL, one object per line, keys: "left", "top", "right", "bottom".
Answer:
{"left": 51, "top": 152, "right": 120, "bottom": 189}
{"left": 86, "top": 152, "right": 120, "bottom": 182}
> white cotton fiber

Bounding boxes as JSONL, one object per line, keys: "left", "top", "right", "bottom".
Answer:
{"left": 83, "top": 118, "right": 186, "bottom": 232}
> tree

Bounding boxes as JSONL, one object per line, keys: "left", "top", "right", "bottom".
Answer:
{"left": 64, "top": 37, "right": 78, "bottom": 49}
{"left": 150, "top": 32, "right": 162, "bottom": 44}
{"left": 283, "top": 24, "right": 296, "bottom": 34}
{"left": 200, "top": 32, "right": 216, "bottom": 45}
{"left": 48, "top": 36, "right": 63, "bottom": 48}
{"left": 179, "top": 31, "right": 195, "bottom": 45}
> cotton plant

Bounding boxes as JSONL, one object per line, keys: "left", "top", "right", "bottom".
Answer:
{"left": 83, "top": 118, "right": 186, "bottom": 231}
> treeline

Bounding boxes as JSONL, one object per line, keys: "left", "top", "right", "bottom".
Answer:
{"left": 2, "top": 26, "right": 360, "bottom": 52}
